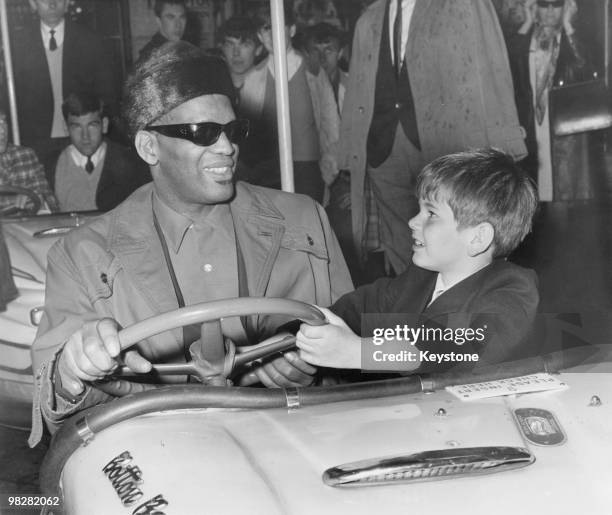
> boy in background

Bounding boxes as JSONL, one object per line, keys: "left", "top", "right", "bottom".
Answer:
{"left": 303, "top": 22, "right": 348, "bottom": 114}
{"left": 297, "top": 148, "right": 539, "bottom": 373}
{"left": 138, "top": 0, "right": 187, "bottom": 62}
{"left": 239, "top": 2, "right": 338, "bottom": 203}
{"left": 219, "top": 16, "right": 262, "bottom": 91}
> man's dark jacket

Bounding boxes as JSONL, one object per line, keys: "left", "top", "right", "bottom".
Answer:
{"left": 11, "top": 21, "right": 117, "bottom": 148}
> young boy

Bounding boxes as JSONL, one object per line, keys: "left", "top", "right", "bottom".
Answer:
{"left": 297, "top": 148, "right": 539, "bottom": 374}
{"left": 219, "top": 16, "right": 262, "bottom": 90}
{"left": 238, "top": 1, "right": 339, "bottom": 202}
{"left": 302, "top": 22, "right": 348, "bottom": 114}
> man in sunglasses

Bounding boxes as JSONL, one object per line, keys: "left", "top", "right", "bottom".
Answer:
{"left": 29, "top": 42, "right": 353, "bottom": 444}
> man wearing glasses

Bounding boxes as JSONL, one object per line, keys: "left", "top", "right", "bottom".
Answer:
{"left": 30, "top": 42, "right": 352, "bottom": 444}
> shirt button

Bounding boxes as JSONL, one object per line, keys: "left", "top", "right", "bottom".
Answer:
{"left": 202, "top": 264, "right": 213, "bottom": 272}
{"left": 395, "top": 102, "right": 401, "bottom": 109}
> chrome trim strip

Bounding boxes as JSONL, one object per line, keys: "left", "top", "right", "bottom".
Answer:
{"left": 323, "top": 446, "right": 535, "bottom": 487}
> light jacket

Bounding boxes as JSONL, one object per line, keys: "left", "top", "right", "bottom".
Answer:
{"left": 338, "top": 0, "right": 527, "bottom": 261}
{"left": 241, "top": 50, "right": 340, "bottom": 184}
{"left": 29, "top": 181, "right": 353, "bottom": 445}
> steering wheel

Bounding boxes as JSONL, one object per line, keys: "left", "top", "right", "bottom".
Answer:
{"left": 95, "top": 297, "right": 327, "bottom": 396}
{"left": 0, "top": 185, "right": 42, "bottom": 217}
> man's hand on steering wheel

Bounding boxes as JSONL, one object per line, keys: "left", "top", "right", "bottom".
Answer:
{"left": 236, "top": 350, "right": 317, "bottom": 388}
{"left": 56, "top": 318, "right": 152, "bottom": 396}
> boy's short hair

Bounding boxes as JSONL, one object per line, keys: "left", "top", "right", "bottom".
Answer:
{"left": 154, "top": 0, "right": 186, "bottom": 17}
{"left": 62, "top": 92, "right": 105, "bottom": 120}
{"left": 416, "top": 148, "right": 538, "bottom": 258}
{"left": 219, "top": 16, "right": 259, "bottom": 44}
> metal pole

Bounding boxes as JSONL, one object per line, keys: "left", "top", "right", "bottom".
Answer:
{"left": 0, "top": 0, "right": 20, "bottom": 145}
{"left": 605, "top": 0, "right": 609, "bottom": 87}
{"left": 270, "top": 0, "right": 294, "bottom": 192}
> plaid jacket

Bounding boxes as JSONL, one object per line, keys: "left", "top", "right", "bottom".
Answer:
{"left": 0, "top": 144, "right": 59, "bottom": 212}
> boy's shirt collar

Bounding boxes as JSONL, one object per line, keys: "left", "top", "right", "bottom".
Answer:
{"left": 428, "top": 273, "right": 446, "bottom": 305}
{"left": 430, "top": 261, "right": 494, "bottom": 305}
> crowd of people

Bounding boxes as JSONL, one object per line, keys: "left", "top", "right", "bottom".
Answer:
{"left": 0, "top": 0, "right": 601, "bottom": 442}
{"left": 3, "top": 0, "right": 594, "bottom": 281}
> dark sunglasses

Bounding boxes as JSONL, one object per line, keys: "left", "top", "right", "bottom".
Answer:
{"left": 536, "top": 0, "right": 564, "bottom": 7}
{"left": 146, "top": 119, "right": 250, "bottom": 147}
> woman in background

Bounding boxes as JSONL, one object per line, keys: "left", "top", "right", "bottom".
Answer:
{"left": 507, "top": 0, "right": 596, "bottom": 202}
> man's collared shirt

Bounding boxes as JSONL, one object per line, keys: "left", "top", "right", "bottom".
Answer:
{"left": 41, "top": 19, "right": 68, "bottom": 138}
{"left": 69, "top": 141, "right": 106, "bottom": 171}
{"left": 388, "top": 0, "right": 417, "bottom": 66}
{"left": 40, "top": 19, "right": 65, "bottom": 50}
{"left": 151, "top": 191, "right": 246, "bottom": 343}
{"left": 266, "top": 47, "right": 302, "bottom": 81}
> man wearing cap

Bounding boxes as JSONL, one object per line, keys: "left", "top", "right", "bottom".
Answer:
{"left": 29, "top": 42, "right": 352, "bottom": 444}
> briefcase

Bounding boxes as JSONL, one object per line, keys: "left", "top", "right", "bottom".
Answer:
{"left": 549, "top": 78, "right": 612, "bottom": 136}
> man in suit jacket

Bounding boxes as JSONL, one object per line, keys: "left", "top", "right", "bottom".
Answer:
{"left": 11, "top": 0, "right": 116, "bottom": 165}
{"left": 48, "top": 92, "right": 150, "bottom": 212}
{"left": 337, "top": 0, "right": 527, "bottom": 280}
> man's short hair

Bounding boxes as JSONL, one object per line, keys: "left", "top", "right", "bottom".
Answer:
{"left": 219, "top": 16, "right": 259, "bottom": 44}
{"left": 62, "top": 92, "right": 104, "bottom": 121}
{"left": 416, "top": 148, "right": 538, "bottom": 258}
{"left": 256, "top": 0, "right": 295, "bottom": 29}
{"left": 122, "top": 41, "right": 236, "bottom": 140}
{"left": 304, "top": 22, "right": 345, "bottom": 47}
{"left": 154, "top": 0, "right": 186, "bottom": 17}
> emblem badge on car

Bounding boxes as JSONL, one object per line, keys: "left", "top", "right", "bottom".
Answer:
{"left": 514, "top": 408, "right": 566, "bottom": 446}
